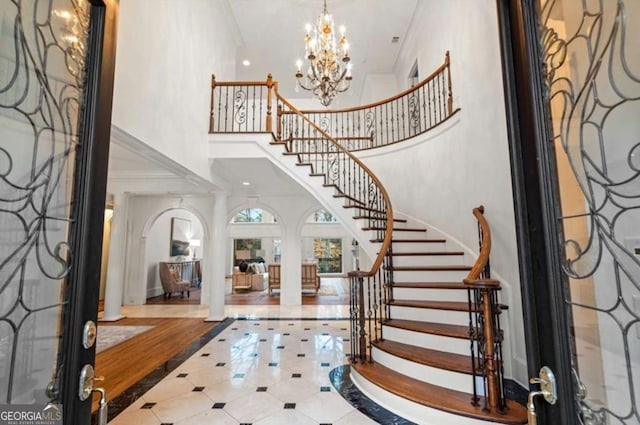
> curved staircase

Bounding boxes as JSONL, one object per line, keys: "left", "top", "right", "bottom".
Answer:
{"left": 209, "top": 75, "right": 527, "bottom": 424}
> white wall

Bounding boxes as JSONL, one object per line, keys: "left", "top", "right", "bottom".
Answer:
{"left": 359, "top": 73, "right": 399, "bottom": 106}
{"left": 122, "top": 195, "right": 215, "bottom": 305}
{"left": 355, "top": 0, "right": 527, "bottom": 385}
{"left": 112, "top": 0, "right": 238, "bottom": 181}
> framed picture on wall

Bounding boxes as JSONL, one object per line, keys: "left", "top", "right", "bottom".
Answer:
{"left": 170, "top": 217, "right": 191, "bottom": 256}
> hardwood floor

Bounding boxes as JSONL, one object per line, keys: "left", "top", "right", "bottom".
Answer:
{"left": 93, "top": 317, "right": 217, "bottom": 411}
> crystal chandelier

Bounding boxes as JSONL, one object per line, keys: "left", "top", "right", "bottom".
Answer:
{"left": 295, "top": 0, "right": 352, "bottom": 107}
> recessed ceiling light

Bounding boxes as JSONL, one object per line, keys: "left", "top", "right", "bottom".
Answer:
{"left": 242, "top": 181, "right": 251, "bottom": 186}
{"left": 242, "top": 59, "right": 251, "bottom": 66}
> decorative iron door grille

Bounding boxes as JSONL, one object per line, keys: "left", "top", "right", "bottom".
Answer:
{"left": 540, "top": 0, "right": 640, "bottom": 423}
{"left": 0, "top": 0, "right": 89, "bottom": 407}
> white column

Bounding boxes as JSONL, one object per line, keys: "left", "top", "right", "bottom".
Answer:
{"left": 280, "top": 230, "right": 301, "bottom": 306}
{"left": 101, "top": 192, "right": 129, "bottom": 321}
{"left": 207, "top": 192, "right": 227, "bottom": 321}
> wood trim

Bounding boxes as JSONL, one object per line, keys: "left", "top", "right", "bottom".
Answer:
{"left": 465, "top": 206, "right": 492, "bottom": 282}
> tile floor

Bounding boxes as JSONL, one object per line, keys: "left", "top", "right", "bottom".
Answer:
{"left": 108, "top": 308, "right": 378, "bottom": 425}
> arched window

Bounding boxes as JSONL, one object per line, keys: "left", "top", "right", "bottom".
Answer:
{"left": 307, "top": 209, "right": 338, "bottom": 223}
{"left": 231, "top": 208, "right": 276, "bottom": 223}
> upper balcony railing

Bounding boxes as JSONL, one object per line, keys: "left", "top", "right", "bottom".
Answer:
{"left": 278, "top": 51, "right": 457, "bottom": 150}
{"left": 209, "top": 52, "right": 458, "bottom": 151}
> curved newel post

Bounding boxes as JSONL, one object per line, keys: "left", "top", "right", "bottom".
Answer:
{"left": 464, "top": 206, "right": 506, "bottom": 413}
{"left": 209, "top": 74, "right": 216, "bottom": 133}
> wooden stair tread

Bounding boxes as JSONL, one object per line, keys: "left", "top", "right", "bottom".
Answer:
{"left": 373, "top": 339, "right": 473, "bottom": 374}
{"left": 363, "top": 227, "right": 426, "bottom": 232}
{"left": 391, "top": 251, "right": 464, "bottom": 256}
{"left": 388, "top": 265, "right": 471, "bottom": 271}
{"left": 371, "top": 238, "right": 446, "bottom": 243}
{"left": 383, "top": 319, "right": 469, "bottom": 339}
{"left": 392, "top": 281, "right": 468, "bottom": 289}
{"left": 353, "top": 215, "right": 407, "bottom": 223}
{"left": 389, "top": 299, "right": 477, "bottom": 312}
{"left": 352, "top": 363, "right": 527, "bottom": 424}
{"left": 344, "top": 205, "right": 385, "bottom": 214}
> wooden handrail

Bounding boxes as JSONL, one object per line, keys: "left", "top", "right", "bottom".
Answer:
{"left": 282, "top": 51, "right": 451, "bottom": 114}
{"left": 273, "top": 84, "right": 394, "bottom": 278}
{"left": 464, "top": 205, "right": 491, "bottom": 282}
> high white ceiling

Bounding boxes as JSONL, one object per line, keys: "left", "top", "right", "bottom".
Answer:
{"left": 108, "top": 1, "right": 420, "bottom": 197}
{"left": 229, "top": 0, "right": 420, "bottom": 106}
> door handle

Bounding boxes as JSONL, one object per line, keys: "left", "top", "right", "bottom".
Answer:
{"left": 78, "top": 364, "right": 108, "bottom": 425}
{"left": 527, "top": 366, "right": 557, "bottom": 425}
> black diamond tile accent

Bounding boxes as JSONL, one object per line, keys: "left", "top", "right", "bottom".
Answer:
{"left": 212, "top": 402, "right": 226, "bottom": 409}
{"left": 218, "top": 339, "right": 226, "bottom": 342}
{"left": 322, "top": 333, "right": 329, "bottom": 336}
{"left": 176, "top": 373, "right": 188, "bottom": 378}
{"left": 343, "top": 338, "right": 350, "bottom": 342}
{"left": 231, "top": 327, "right": 238, "bottom": 330}
{"left": 341, "top": 328, "right": 347, "bottom": 330}
{"left": 233, "top": 373, "right": 245, "bottom": 378}
{"left": 232, "top": 345, "right": 240, "bottom": 349}
{"left": 297, "top": 353, "right": 305, "bottom": 357}
{"left": 283, "top": 333, "right": 290, "bottom": 336}
{"left": 193, "top": 386, "right": 205, "bottom": 392}
{"left": 322, "top": 323, "right": 329, "bottom": 326}
{"left": 321, "top": 362, "right": 330, "bottom": 367}
{"left": 321, "top": 386, "right": 331, "bottom": 392}
{"left": 301, "top": 339, "right": 308, "bottom": 342}
{"left": 268, "top": 362, "right": 278, "bottom": 367}
{"left": 140, "top": 402, "right": 156, "bottom": 409}
{"left": 256, "top": 386, "right": 268, "bottom": 392}
{"left": 304, "top": 328, "right": 310, "bottom": 330}
{"left": 250, "top": 353, "right": 258, "bottom": 357}
{"left": 277, "top": 345, "right": 284, "bottom": 349}
{"left": 284, "top": 403, "right": 296, "bottom": 409}
{"left": 259, "top": 338, "right": 267, "bottom": 342}
{"left": 244, "top": 332, "right": 250, "bottom": 336}
{"left": 320, "top": 423, "right": 333, "bottom": 425}
{"left": 160, "top": 423, "right": 174, "bottom": 425}
{"left": 288, "top": 323, "right": 294, "bottom": 326}
{"left": 201, "top": 353, "right": 210, "bottom": 357}
{"left": 292, "top": 373, "right": 302, "bottom": 378}
{"left": 239, "top": 423, "right": 252, "bottom": 425}
{"left": 216, "top": 362, "right": 226, "bottom": 367}
{"left": 268, "top": 327, "right": 274, "bottom": 330}
{"left": 253, "top": 323, "right": 260, "bottom": 326}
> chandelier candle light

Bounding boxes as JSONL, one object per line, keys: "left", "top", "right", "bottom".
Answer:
{"left": 295, "top": 0, "right": 352, "bottom": 107}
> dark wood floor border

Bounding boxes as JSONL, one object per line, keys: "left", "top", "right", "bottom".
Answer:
{"left": 91, "top": 317, "right": 235, "bottom": 424}
{"left": 235, "top": 316, "right": 349, "bottom": 321}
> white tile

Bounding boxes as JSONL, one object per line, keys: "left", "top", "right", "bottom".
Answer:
{"left": 253, "top": 409, "right": 318, "bottom": 425}
{"left": 141, "top": 376, "right": 199, "bottom": 404}
{"left": 296, "top": 391, "right": 356, "bottom": 423}
{"left": 151, "top": 392, "right": 214, "bottom": 424}
{"left": 334, "top": 409, "right": 381, "bottom": 425}
{"left": 107, "top": 408, "right": 160, "bottom": 425}
{"left": 174, "top": 409, "right": 240, "bottom": 425}
{"left": 223, "top": 392, "right": 283, "bottom": 423}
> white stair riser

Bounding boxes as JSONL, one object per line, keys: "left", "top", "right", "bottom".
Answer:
{"left": 392, "top": 254, "right": 466, "bottom": 267}
{"left": 390, "top": 230, "right": 430, "bottom": 240}
{"left": 392, "top": 242, "right": 448, "bottom": 253}
{"left": 391, "top": 269, "right": 469, "bottom": 282}
{"left": 392, "top": 287, "right": 469, "bottom": 302}
{"left": 372, "top": 346, "right": 474, "bottom": 394}
{"left": 382, "top": 325, "right": 472, "bottom": 356}
{"left": 389, "top": 305, "right": 469, "bottom": 326}
{"left": 351, "top": 369, "right": 492, "bottom": 425}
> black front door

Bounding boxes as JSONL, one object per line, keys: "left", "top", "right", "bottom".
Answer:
{"left": 0, "top": 1, "right": 116, "bottom": 423}
{"left": 499, "top": 0, "right": 640, "bottom": 424}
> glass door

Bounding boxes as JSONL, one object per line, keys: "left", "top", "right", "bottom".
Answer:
{"left": 538, "top": 1, "right": 640, "bottom": 423}
{"left": 0, "top": 1, "right": 113, "bottom": 423}
{"left": 499, "top": 0, "right": 640, "bottom": 423}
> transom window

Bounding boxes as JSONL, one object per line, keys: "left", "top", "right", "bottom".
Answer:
{"left": 231, "top": 208, "right": 277, "bottom": 223}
